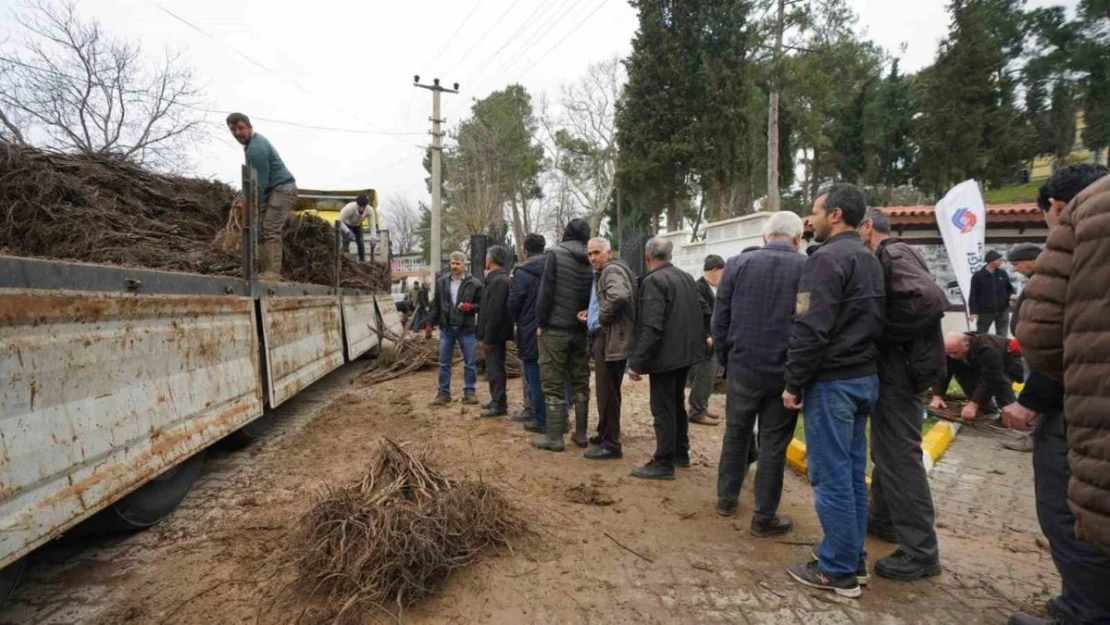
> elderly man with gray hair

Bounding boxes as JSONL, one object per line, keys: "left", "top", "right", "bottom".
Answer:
{"left": 711, "top": 211, "right": 806, "bottom": 535}
{"left": 429, "top": 251, "right": 484, "bottom": 406}
{"left": 627, "top": 236, "right": 712, "bottom": 480}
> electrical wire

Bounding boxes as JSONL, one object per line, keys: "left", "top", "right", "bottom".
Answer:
{"left": 442, "top": 1, "right": 522, "bottom": 76}
{"left": 424, "top": 0, "right": 484, "bottom": 71}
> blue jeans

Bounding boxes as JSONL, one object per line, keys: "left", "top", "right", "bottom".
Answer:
{"left": 523, "top": 359, "right": 546, "bottom": 426}
{"left": 410, "top": 307, "right": 427, "bottom": 330}
{"left": 438, "top": 327, "right": 477, "bottom": 398}
{"left": 805, "top": 375, "right": 879, "bottom": 577}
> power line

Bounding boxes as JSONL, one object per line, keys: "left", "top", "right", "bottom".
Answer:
{"left": 424, "top": 0, "right": 484, "bottom": 71}
{"left": 516, "top": 0, "right": 611, "bottom": 79}
{"left": 443, "top": 1, "right": 522, "bottom": 76}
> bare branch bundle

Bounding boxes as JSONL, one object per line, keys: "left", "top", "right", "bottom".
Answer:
{"left": 291, "top": 439, "right": 525, "bottom": 620}
{"left": 0, "top": 141, "right": 389, "bottom": 290}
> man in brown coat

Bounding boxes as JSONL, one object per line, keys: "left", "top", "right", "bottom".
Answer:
{"left": 1008, "top": 164, "right": 1110, "bottom": 625}
{"left": 581, "top": 237, "right": 637, "bottom": 460}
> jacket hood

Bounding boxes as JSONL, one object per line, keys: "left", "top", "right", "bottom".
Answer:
{"left": 561, "top": 239, "right": 589, "bottom": 263}
{"left": 517, "top": 255, "right": 545, "bottom": 277}
{"left": 563, "top": 218, "right": 591, "bottom": 243}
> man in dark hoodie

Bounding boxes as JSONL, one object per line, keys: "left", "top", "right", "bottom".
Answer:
{"left": 508, "top": 234, "right": 547, "bottom": 431}
{"left": 532, "top": 219, "right": 594, "bottom": 452}
{"left": 477, "top": 245, "right": 513, "bottom": 417}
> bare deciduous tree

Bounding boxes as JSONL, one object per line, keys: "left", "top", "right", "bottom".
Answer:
{"left": 383, "top": 192, "right": 421, "bottom": 255}
{"left": 0, "top": 1, "right": 204, "bottom": 169}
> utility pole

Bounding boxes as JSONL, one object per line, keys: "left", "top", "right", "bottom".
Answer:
{"left": 414, "top": 76, "right": 459, "bottom": 274}
{"left": 766, "top": 0, "right": 786, "bottom": 212}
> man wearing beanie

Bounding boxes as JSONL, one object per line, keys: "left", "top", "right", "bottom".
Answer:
{"left": 532, "top": 218, "right": 595, "bottom": 452}
{"left": 508, "top": 234, "right": 548, "bottom": 431}
{"left": 968, "top": 249, "right": 1015, "bottom": 337}
{"left": 688, "top": 255, "right": 725, "bottom": 426}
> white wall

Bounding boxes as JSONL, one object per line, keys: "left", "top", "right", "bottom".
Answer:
{"left": 662, "top": 213, "right": 778, "bottom": 277}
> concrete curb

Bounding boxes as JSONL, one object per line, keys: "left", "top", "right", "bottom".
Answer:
{"left": 785, "top": 419, "right": 962, "bottom": 479}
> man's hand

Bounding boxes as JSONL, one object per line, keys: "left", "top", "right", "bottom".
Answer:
{"left": 929, "top": 395, "right": 947, "bottom": 410}
{"left": 1002, "top": 402, "right": 1039, "bottom": 432}
{"left": 782, "top": 390, "right": 803, "bottom": 411}
{"left": 536, "top": 327, "right": 543, "bottom": 337}
{"left": 628, "top": 370, "right": 642, "bottom": 382}
{"left": 960, "top": 401, "right": 979, "bottom": 421}
{"left": 577, "top": 310, "right": 588, "bottom": 322}
{"left": 458, "top": 302, "right": 473, "bottom": 313}
{"left": 969, "top": 314, "right": 979, "bottom": 325}
{"left": 706, "top": 336, "right": 714, "bottom": 347}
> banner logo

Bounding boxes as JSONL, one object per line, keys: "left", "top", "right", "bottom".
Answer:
{"left": 951, "top": 207, "right": 977, "bottom": 234}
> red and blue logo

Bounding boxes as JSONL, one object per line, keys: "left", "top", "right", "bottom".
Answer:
{"left": 951, "top": 207, "right": 977, "bottom": 234}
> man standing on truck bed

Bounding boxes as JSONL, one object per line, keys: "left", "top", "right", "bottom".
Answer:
{"left": 337, "top": 195, "right": 377, "bottom": 263}
{"left": 227, "top": 113, "right": 297, "bottom": 281}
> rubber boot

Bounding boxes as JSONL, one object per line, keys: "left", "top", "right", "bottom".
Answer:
{"left": 571, "top": 392, "right": 589, "bottom": 448}
{"left": 259, "top": 241, "right": 283, "bottom": 281}
{"left": 532, "top": 396, "right": 565, "bottom": 452}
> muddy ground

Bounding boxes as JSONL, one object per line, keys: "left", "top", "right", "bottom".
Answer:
{"left": 0, "top": 356, "right": 1059, "bottom": 624}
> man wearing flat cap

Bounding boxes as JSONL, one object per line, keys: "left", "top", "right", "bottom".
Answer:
{"left": 1006, "top": 244, "right": 1041, "bottom": 338}
{"left": 968, "top": 249, "right": 1015, "bottom": 337}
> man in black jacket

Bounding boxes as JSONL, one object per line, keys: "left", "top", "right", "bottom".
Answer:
{"left": 930, "top": 332, "right": 1023, "bottom": 421}
{"left": 858, "top": 208, "right": 945, "bottom": 582}
{"left": 508, "top": 234, "right": 546, "bottom": 430}
{"left": 477, "top": 245, "right": 513, "bottom": 417}
{"left": 712, "top": 211, "right": 806, "bottom": 535}
{"left": 688, "top": 255, "right": 724, "bottom": 426}
{"left": 533, "top": 219, "right": 594, "bottom": 452}
{"left": 627, "top": 236, "right": 711, "bottom": 480}
{"left": 783, "top": 184, "right": 885, "bottom": 598}
{"left": 430, "top": 251, "right": 483, "bottom": 406}
{"left": 968, "top": 250, "right": 1015, "bottom": 337}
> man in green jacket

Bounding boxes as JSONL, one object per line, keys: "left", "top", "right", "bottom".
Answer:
{"left": 227, "top": 112, "right": 297, "bottom": 280}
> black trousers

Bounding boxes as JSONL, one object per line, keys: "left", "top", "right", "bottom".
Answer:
{"left": 870, "top": 347, "right": 939, "bottom": 563}
{"left": 485, "top": 341, "right": 507, "bottom": 411}
{"left": 1034, "top": 411, "right": 1110, "bottom": 624}
{"left": 976, "top": 311, "right": 1010, "bottom": 338}
{"left": 593, "top": 333, "right": 627, "bottom": 451}
{"left": 717, "top": 377, "right": 798, "bottom": 520}
{"left": 949, "top": 356, "right": 1023, "bottom": 408}
{"left": 649, "top": 367, "right": 690, "bottom": 467}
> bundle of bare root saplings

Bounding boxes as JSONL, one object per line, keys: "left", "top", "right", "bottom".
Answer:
{"left": 290, "top": 438, "right": 524, "bottom": 620}
{"left": 0, "top": 142, "right": 388, "bottom": 290}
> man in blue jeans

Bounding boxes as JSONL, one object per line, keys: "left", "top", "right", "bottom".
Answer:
{"left": 429, "top": 251, "right": 483, "bottom": 405}
{"left": 783, "top": 184, "right": 885, "bottom": 598}
{"left": 508, "top": 234, "right": 548, "bottom": 431}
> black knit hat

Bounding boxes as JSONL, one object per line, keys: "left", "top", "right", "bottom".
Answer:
{"left": 523, "top": 233, "right": 546, "bottom": 255}
{"left": 563, "top": 218, "right": 590, "bottom": 243}
{"left": 1007, "top": 244, "right": 1041, "bottom": 263}
{"left": 984, "top": 250, "right": 1003, "bottom": 263}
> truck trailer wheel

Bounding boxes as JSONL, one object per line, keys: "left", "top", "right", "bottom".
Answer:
{"left": 0, "top": 557, "right": 27, "bottom": 609}
{"left": 94, "top": 451, "right": 206, "bottom": 531}
{"left": 222, "top": 412, "right": 274, "bottom": 448}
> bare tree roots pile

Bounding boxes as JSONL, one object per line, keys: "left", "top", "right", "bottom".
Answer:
{"left": 0, "top": 142, "right": 388, "bottom": 290}
{"left": 292, "top": 439, "right": 524, "bottom": 619}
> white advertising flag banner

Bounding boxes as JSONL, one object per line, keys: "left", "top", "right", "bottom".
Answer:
{"left": 934, "top": 179, "right": 987, "bottom": 314}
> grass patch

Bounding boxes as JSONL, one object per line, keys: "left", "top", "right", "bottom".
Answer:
{"left": 983, "top": 181, "right": 1039, "bottom": 204}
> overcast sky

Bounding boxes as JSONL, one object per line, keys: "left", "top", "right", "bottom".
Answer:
{"left": 0, "top": 0, "right": 1078, "bottom": 211}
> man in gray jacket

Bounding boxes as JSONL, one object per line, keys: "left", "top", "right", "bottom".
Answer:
{"left": 582, "top": 237, "right": 637, "bottom": 460}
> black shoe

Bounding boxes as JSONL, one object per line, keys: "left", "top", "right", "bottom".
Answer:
{"left": 531, "top": 436, "right": 565, "bottom": 452}
{"left": 786, "top": 560, "right": 861, "bottom": 598}
{"left": 481, "top": 401, "right": 493, "bottom": 410}
{"left": 571, "top": 432, "right": 589, "bottom": 449}
{"left": 523, "top": 419, "right": 546, "bottom": 434}
{"left": 588, "top": 435, "right": 602, "bottom": 445}
{"left": 867, "top": 519, "right": 899, "bottom": 543}
{"left": 874, "top": 548, "right": 942, "bottom": 581}
{"left": 674, "top": 454, "right": 691, "bottom": 468}
{"left": 1007, "top": 614, "right": 1051, "bottom": 625}
{"left": 584, "top": 447, "right": 622, "bottom": 460}
{"left": 511, "top": 410, "right": 534, "bottom": 423}
{"left": 716, "top": 501, "right": 737, "bottom": 517}
{"left": 431, "top": 394, "right": 451, "bottom": 406}
{"left": 810, "top": 547, "right": 869, "bottom": 585}
{"left": 480, "top": 407, "right": 507, "bottom": 418}
{"left": 632, "top": 460, "right": 675, "bottom": 481}
{"left": 1046, "top": 596, "right": 1059, "bottom": 618}
{"left": 751, "top": 514, "right": 794, "bottom": 538}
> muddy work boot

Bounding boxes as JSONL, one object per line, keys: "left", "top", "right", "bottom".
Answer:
{"left": 431, "top": 394, "right": 450, "bottom": 406}
{"left": 751, "top": 514, "right": 794, "bottom": 538}
{"left": 258, "top": 241, "right": 284, "bottom": 281}
{"left": 631, "top": 459, "right": 675, "bottom": 481}
{"left": 570, "top": 393, "right": 589, "bottom": 448}
{"left": 522, "top": 419, "right": 546, "bottom": 434}
{"left": 532, "top": 397, "right": 566, "bottom": 452}
{"left": 462, "top": 391, "right": 480, "bottom": 405}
